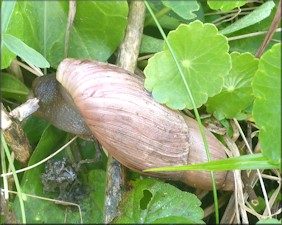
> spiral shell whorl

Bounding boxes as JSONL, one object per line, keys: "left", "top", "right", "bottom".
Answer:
{"left": 57, "top": 59, "right": 191, "bottom": 180}
{"left": 56, "top": 58, "right": 234, "bottom": 190}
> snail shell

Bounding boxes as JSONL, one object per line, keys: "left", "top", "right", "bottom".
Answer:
{"left": 33, "top": 58, "right": 234, "bottom": 190}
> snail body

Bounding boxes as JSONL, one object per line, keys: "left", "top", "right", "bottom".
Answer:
{"left": 32, "top": 58, "right": 234, "bottom": 190}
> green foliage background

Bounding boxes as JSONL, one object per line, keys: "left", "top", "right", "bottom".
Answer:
{"left": 1, "top": 0, "right": 281, "bottom": 224}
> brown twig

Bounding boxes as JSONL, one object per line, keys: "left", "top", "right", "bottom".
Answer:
{"left": 242, "top": 170, "right": 259, "bottom": 206}
{"left": 116, "top": 2, "right": 146, "bottom": 72}
{"left": 1, "top": 104, "right": 33, "bottom": 165}
{"left": 247, "top": 122, "right": 253, "bottom": 150}
{"left": 9, "top": 98, "right": 39, "bottom": 122}
{"left": 64, "top": 0, "right": 76, "bottom": 57}
{"left": 103, "top": 1, "right": 146, "bottom": 223}
{"left": 255, "top": 0, "right": 281, "bottom": 58}
{"left": 1, "top": 194, "right": 18, "bottom": 224}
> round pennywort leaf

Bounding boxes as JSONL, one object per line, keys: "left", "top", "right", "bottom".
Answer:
{"left": 206, "top": 52, "right": 259, "bottom": 120}
{"left": 144, "top": 21, "right": 231, "bottom": 110}
{"left": 252, "top": 43, "right": 281, "bottom": 165}
{"left": 208, "top": 0, "right": 247, "bottom": 12}
{"left": 113, "top": 178, "right": 204, "bottom": 224}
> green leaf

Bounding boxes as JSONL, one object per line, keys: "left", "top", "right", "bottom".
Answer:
{"left": 207, "top": 0, "right": 247, "bottom": 12}
{"left": 1, "top": 44, "right": 16, "bottom": 69}
{"left": 220, "top": 119, "right": 233, "bottom": 137}
{"left": 1, "top": 0, "right": 16, "bottom": 33}
{"left": 152, "top": 216, "right": 205, "bottom": 224}
{"left": 140, "top": 35, "right": 163, "bottom": 54}
{"left": 113, "top": 178, "right": 204, "bottom": 224}
{"left": 144, "top": 153, "right": 278, "bottom": 172}
{"left": 22, "top": 116, "right": 49, "bottom": 144}
{"left": 252, "top": 43, "right": 281, "bottom": 165}
{"left": 145, "top": 1, "right": 182, "bottom": 30}
{"left": 1, "top": 1, "right": 25, "bottom": 69}
{"left": 68, "top": 169, "right": 106, "bottom": 224}
{"left": 13, "top": 1, "right": 68, "bottom": 67}
{"left": 256, "top": 218, "right": 281, "bottom": 224}
{"left": 220, "top": 1, "right": 275, "bottom": 35}
{"left": 252, "top": 196, "right": 266, "bottom": 213}
{"left": 162, "top": 0, "right": 199, "bottom": 20}
{"left": 206, "top": 52, "right": 259, "bottom": 120}
{"left": 1, "top": 72, "right": 29, "bottom": 102}
{"left": 144, "top": 21, "right": 231, "bottom": 110}
{"left": 5, "top": 1, "right": 128, "bottom": 68}
{"left": 68, "top": 1, "right": 128, "bottom": 63}
{"left": 2, "top": 34, "right": 50, "bottom": 68}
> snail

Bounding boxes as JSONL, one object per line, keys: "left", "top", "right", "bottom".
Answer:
{"left": 31, "top": 58, "right": 234, "bottom": 191}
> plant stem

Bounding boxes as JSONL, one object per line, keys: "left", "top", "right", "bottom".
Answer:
{"left": 256, "top": 0, "right": 281, "bottom": 57}
{"left": 144, "top": 6, "right": 171, "bottom": 27}
{"left": 2, "top": 133, "right": 26, "bottom": 224}
{"left": 1, "top": 104, "right": 33, "bottom": 165}
{"left": 64, "top": 1, "right": 76, "bottom": 57}
{"left": 1, "top": 146, "right": 9, "bottom": 200}
{"left": 228, "top": 28, "right": 281, "bottom": 41}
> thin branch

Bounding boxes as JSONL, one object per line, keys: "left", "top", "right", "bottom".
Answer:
{"left": 1, "top": 104, "right": 33, "bottom": 165}
{"left": 25, "top": 61, "right": 44, "bottom": 76}
{"left": 228, "top": 28, "right": 281, "bottom": 41}
{"left": 64, "top": 0, "right": 76, "bottom": 57}
{"left": 256, "top": 0, "right": 281, "bottom": 57}
{"left": 9, "top": 98, "right": 39, "bottom": 122}
{"left": 117, "top": 1, "right": 146, "bottom": 72}
{"left": 14, "top": 60, "right": 43, "bottom": 76}
{"left": 242, "top": 170, "right": 259, "bottom": 206}
{"left": 1, "top": 193, "right": 18, "bottom": 223}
